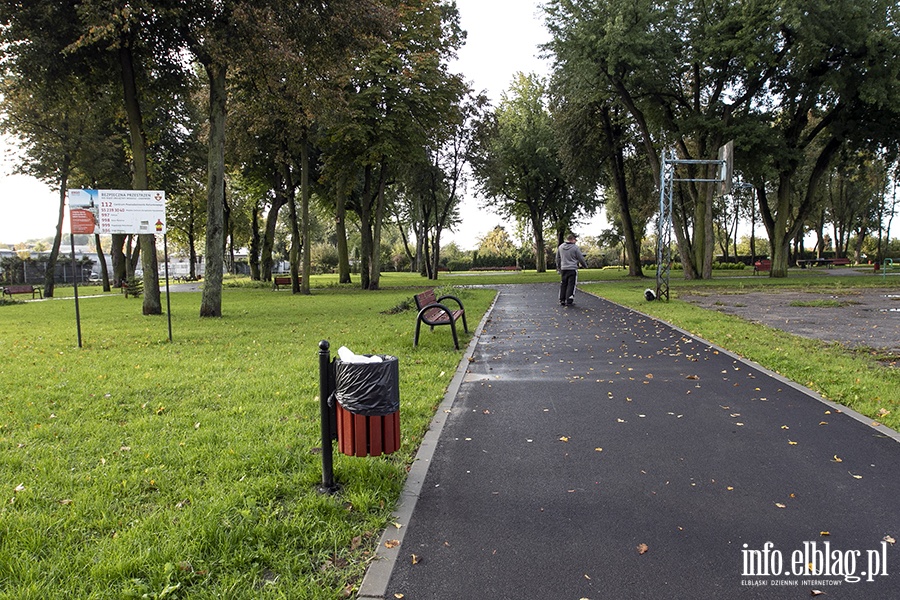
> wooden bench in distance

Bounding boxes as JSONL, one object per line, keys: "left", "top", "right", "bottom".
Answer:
{"left": 414, "top": 289, "right": 467, "bottom": 350}
{"left": 753, "top": 259, "right": 771, "bottom": 275}
{"left": 829, "top": 258, "right": 851, "bottom": 268}
{"left": 272, "top": 275, "right": 300, "bottom": 290}
{"left": 2, "top": 284, "right": 42, "bottom": 299}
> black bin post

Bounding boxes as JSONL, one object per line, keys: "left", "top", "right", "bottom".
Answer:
{"left": 317, "top": 340, "right": 339, "bottom": 494}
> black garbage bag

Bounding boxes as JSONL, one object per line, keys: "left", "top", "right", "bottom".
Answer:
{"left": 334, "top": 355, "right": 400, "bottom": 417}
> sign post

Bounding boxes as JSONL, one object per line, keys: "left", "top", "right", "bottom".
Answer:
{"left": 67, "top": 195, "right": 98, "bottom": 348}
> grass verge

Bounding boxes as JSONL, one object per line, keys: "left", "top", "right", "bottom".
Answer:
{"left": 0, "top": 284, "right": 495, "bottom": 599}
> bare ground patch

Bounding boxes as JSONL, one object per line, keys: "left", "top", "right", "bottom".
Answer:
{"left": 680, "top": 288, "right": 900, "bottom": 360}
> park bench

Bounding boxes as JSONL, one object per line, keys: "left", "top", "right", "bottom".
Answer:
{"left": 753, "top": 259, "right": 771, "bottom": 275}
{"left": 829, "top": 258, "right": 851, "bottom": 268}
{"left": 121, "top": 279, "right": 143, "bottom": 298}
{"left": 2, "top": 284, "right": 42, "bottom": 299}
{"left": 797, "top": 257, "right": 853, "bottom": 269}
{"left": 414, "top": 289, "right": 467, "bottom": 350}
{"left": 272, "top": 275, "right": 301, "bottom": 290}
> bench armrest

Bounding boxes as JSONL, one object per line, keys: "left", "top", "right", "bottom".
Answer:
{"left": 435, "top": 294, "right": 464, "bottom": 311}
{"left": 417, "top": 302, "right": 455, "bottom": 321}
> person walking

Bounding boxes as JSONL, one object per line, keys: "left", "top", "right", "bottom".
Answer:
{"left": 556, "top": 233, "right": 587, "bottom": 306}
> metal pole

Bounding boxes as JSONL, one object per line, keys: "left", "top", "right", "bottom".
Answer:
{"left": 70, "top": 233, "right": 83, "bottom": 348}
{"left": 318, "top": 340, "right": 338, "bottom": 494}
{"left": 163, "top": 234, "right": 173, "bottom": 342}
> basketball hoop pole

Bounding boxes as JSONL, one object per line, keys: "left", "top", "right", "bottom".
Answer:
{"left": 655, "top": 142, "right": 734, "bottom": 301}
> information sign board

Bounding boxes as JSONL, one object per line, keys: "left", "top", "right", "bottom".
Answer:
{"left": 68, "top": 189, "right": 166, "bottom": 234}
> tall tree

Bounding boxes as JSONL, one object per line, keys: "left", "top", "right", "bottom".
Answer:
{"left": 0, "top": 0, "right": 107, "bottom": 297}
{"left": 470, "top": 73, "right": 592, "bottom": 272}
{"left": 322, "top": 0, "right": 466, "bottom": 289}
{"left": 544, "top": 0, "right": 789, "bottom": 279}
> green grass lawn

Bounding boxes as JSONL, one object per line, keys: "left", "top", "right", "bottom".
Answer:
{"left": 2, "top": 268, "right": 898, "bottom": 598}
{"left": 0, "top": 282, "right": 495, "bottom": 599}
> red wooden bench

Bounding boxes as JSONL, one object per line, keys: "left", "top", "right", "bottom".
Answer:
{"left": 753, "top": 259, "right": 771, "bottom": 275}
{"left": 829, "top": 257, "right": 851, "bottom": 268}
{"left": 2, "top": 284, "right": 42, "bottom": 299}
{"left": 414, "top": 289, "right": 467, "bottom": 349}
{"left": 272, "top": 275, "right": 301, "bottom": 290}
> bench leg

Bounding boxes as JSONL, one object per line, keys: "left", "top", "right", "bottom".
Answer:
{"left": 414, "top": 318, "right": 423, "bottom": 347}
{"left": 449, "top": 320, "right": 459, "bottom": 350}
{"left": 461, "top": 312, "right": 468, "bottom": 333}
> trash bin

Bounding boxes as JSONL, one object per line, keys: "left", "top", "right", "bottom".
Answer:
{"left": 334, "top": 355, "right": 401, "bottom": 457}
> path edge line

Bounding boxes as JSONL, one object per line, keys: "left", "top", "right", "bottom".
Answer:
{"left": 356, "top": 290, "right": 501, "bottom": 599}
{"left": 584, "top": 290, "right": 900, "bottom": 444}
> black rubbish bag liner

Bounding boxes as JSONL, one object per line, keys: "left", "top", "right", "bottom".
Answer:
{"left": 334, "top": 356, "right": 400, "bottom": 417}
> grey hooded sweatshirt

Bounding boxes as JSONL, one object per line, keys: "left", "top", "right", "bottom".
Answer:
{"left": 556, "top": 241, "right": 586, "bottom": 271}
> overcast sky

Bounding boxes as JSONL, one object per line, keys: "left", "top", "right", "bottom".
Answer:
{"left": 0, "top": 1, "right": 553, "bottom": 248}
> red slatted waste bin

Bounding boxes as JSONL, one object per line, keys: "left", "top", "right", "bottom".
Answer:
{"left": 334, "top": 355, "right": 401, "bottom": 457}
{"left": 336, "top": 403, "right": 400, "bottom": 457}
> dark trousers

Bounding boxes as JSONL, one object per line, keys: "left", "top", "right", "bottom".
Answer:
{"left": 559, "top": 270, "right": 578, "bottom": 304}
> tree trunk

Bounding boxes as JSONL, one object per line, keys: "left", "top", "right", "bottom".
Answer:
{"left": 111, "top": 234, "right": 127, "bottom": 287}
{"left": 601, "top": 108, "right": 643, "bottom": 277}
{"left": 530, "top": 207, "right": 546, "bottom": 273}
{"left": 200, "top": 61, "right": 226, "bottom": 317}
{"left": 249, "top": 200, "right": 260, "bottom": 280}
{"left": 261, "top": 186, "right": 286, "bottom": 281}
{"left": 95, "top": 234, "right": 111, "bottom": 292}
{"left": 300, "top": 137, "right": 311, "bottom": 295}
{"left": 335, "top": 183, "right": 351, "bottom": 284}
{"left": 359, "top": 166, "right": 374, "bottom": 290}
{"left": 288, "top": 180, "right": 301, "bottom": 294}
{"left": 44, "top": 154, "right": 69, "bottom": 298}
{"left": 119, "top": 40, "right": 161, "bottom": 315}
{"left": 369, "top": 168, "right": 387, "bottom": 290}
{"left": 430, "top": 228, "right": 442, "bottom": 280}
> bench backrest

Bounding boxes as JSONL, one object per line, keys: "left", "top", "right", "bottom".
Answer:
{"left": 5, "top": 285, "right": 34, "bottom": 292}
{"left": 414, "top": 289, "right": 437, "bottom": 310}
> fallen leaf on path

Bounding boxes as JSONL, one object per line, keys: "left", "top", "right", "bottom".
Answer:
{"left": 775, "top": 503, "right": 786, "bottom": 509}
{"left": 637, "top": 543, "right": 649, "bottom": 555}
{"left": 884, "top": 535, "right": 895, "bottom": 545}
{"left": 384, "top": 540, "right": 400, "bottom": 549}
{"left": 833, "top": 455, "right": 843, "bottom": 463}
{"left": 411, "top": 554, "right": 419, "bottom": 565}
{"left": 559, "top": 436, "right": 569, "bottom": 442}
{"left": 788, "top": 440, "right": 798, "bottom": 445}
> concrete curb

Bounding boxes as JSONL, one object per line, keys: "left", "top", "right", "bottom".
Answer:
{"left": 584, "top": 290, "right": 900, "bottom": 444}
{"left": 355, "top": 291, "right": 501, "bottom": 599}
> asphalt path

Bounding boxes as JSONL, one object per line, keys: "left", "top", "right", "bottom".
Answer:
{"left": 365, "top": 284, "right": 899, "bottom": 599}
